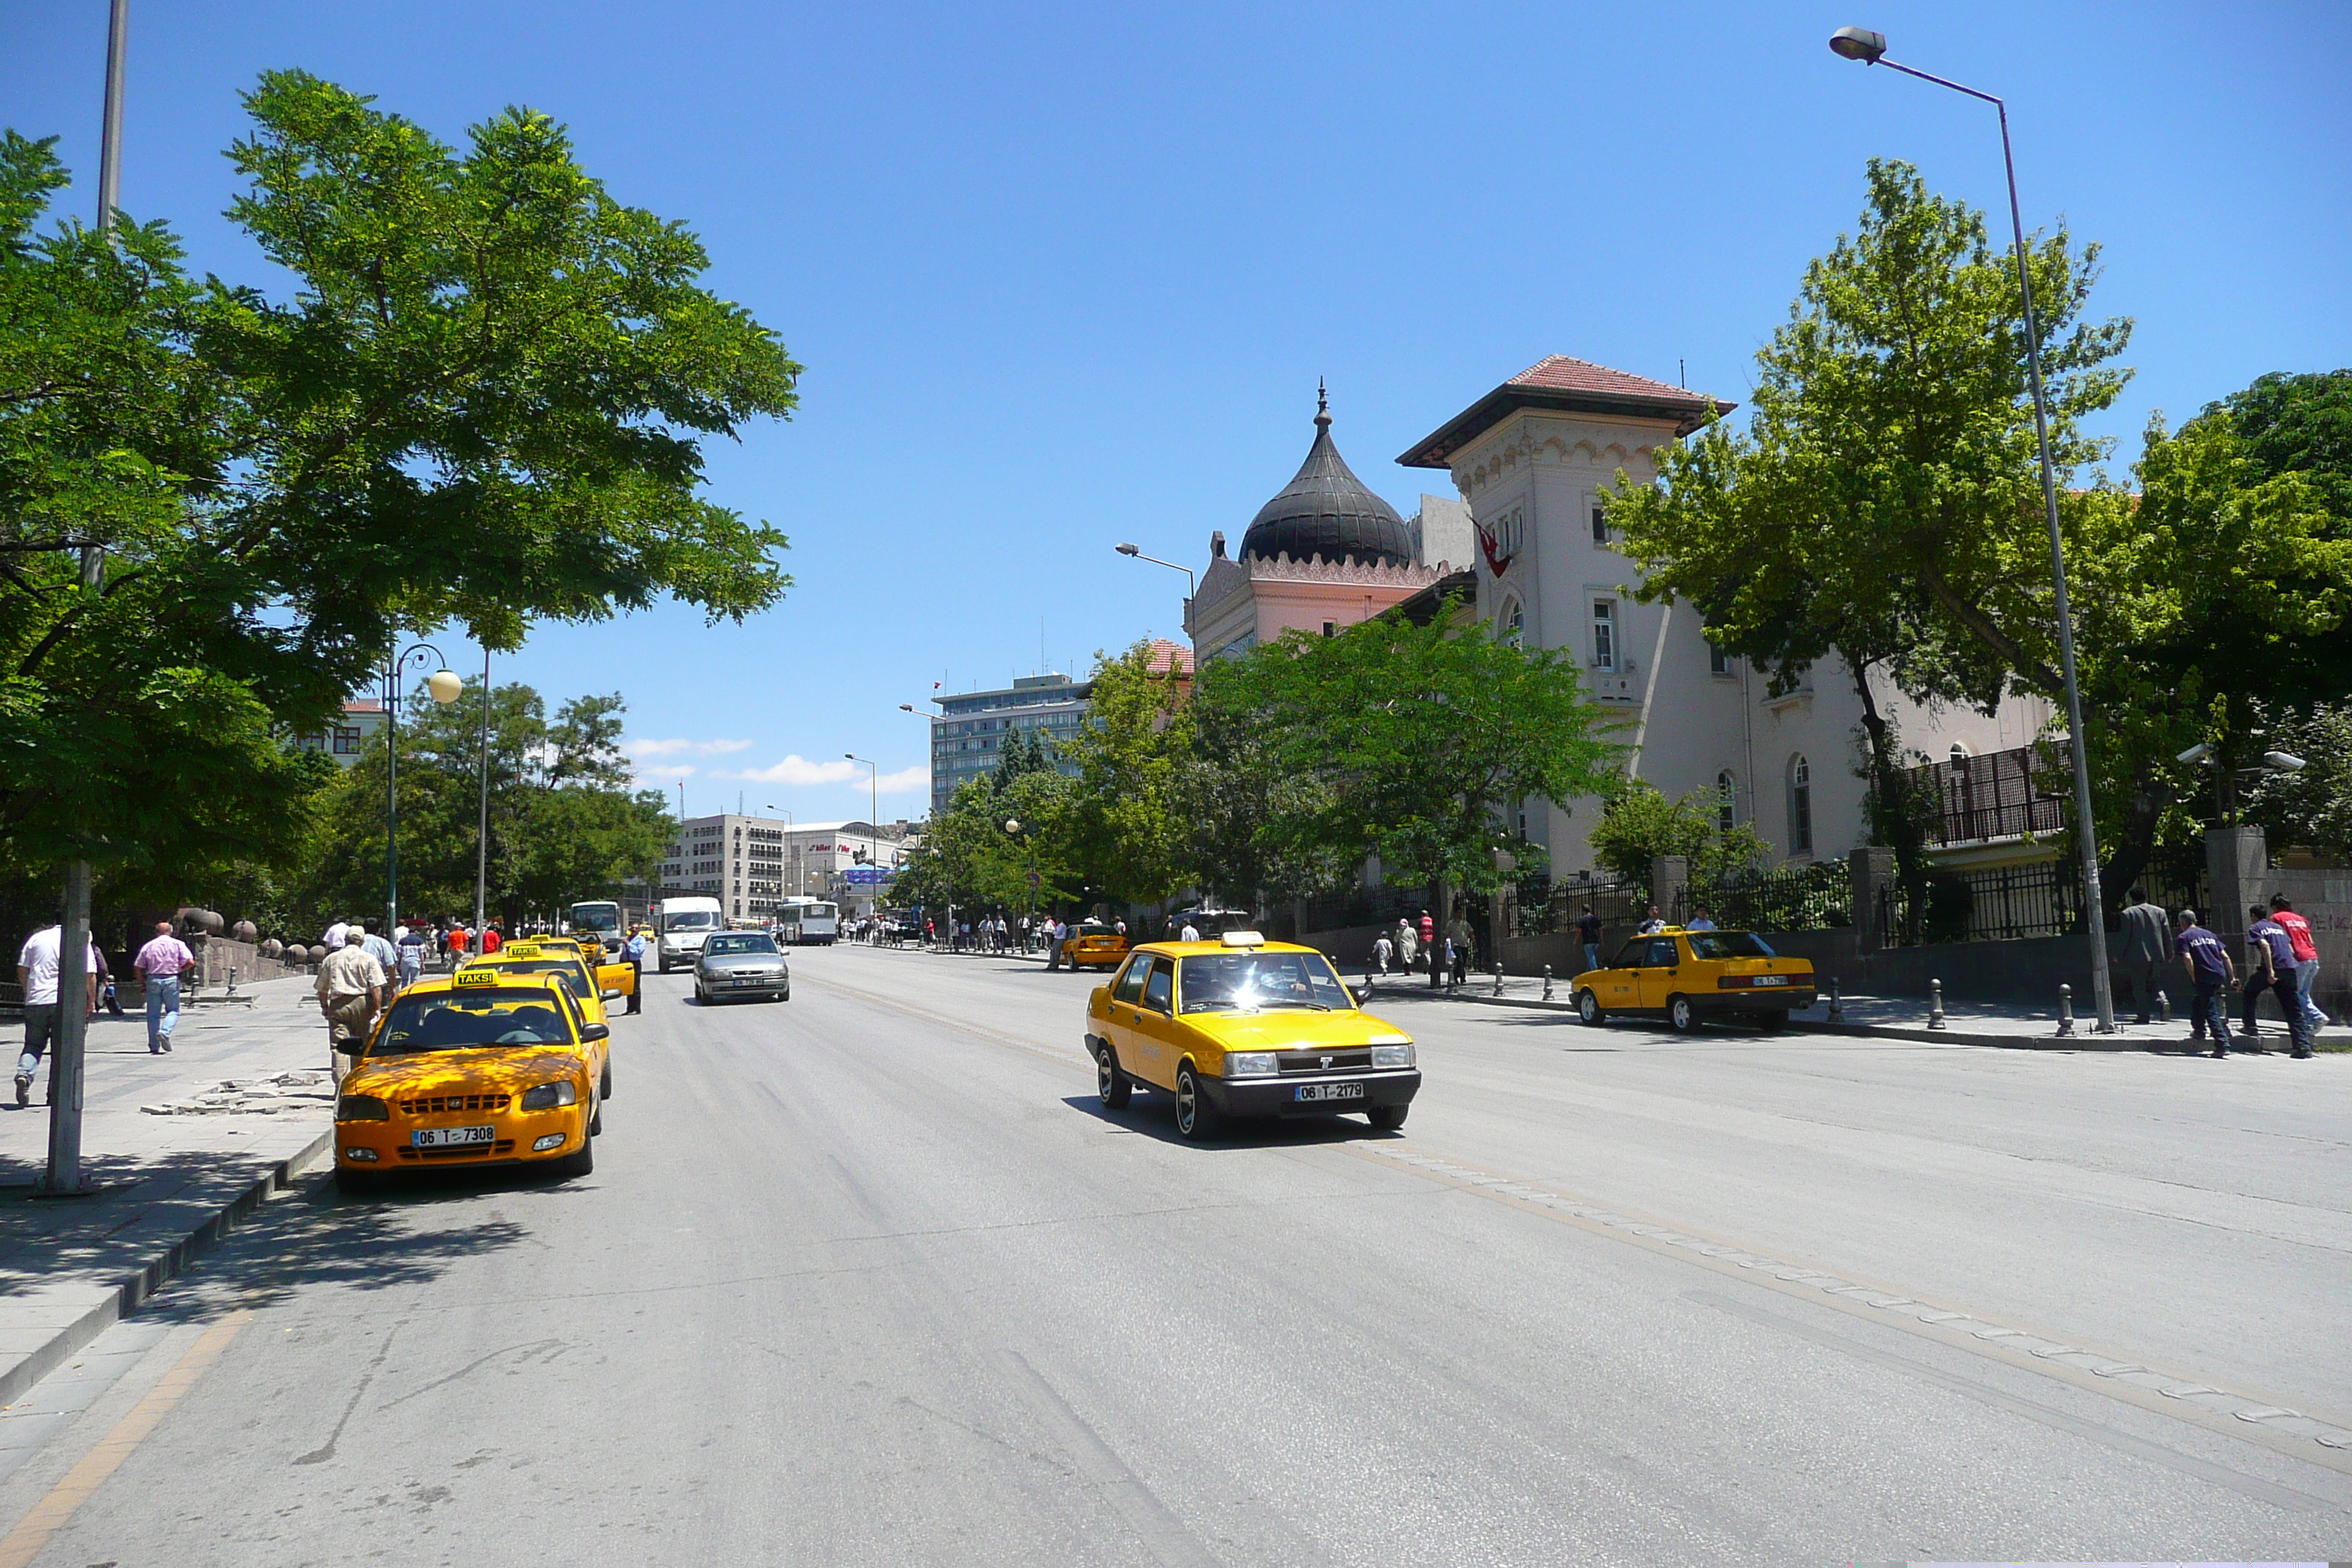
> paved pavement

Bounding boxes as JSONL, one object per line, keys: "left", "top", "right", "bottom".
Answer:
{"left": 0, "top": 944, "right": 2343, "bottom": 1564}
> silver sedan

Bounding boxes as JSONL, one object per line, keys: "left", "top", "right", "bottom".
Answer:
{"left": 693, "top": 931, "right": 792, "bottom": 1004}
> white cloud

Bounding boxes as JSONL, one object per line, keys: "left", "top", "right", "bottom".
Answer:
{"left": 624, "top": 737, "right": 753, "bottom": 760}
{"left": 633, "top": 762, "right": 698, "bottom": 781}
{"left": 875, "top": 765, "right": 928, "bottom": 795}
{"left": 716, "top": 754, "right": 864, "bottom": 786}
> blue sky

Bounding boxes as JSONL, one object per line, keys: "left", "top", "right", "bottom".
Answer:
{"left": 7, "top": 1, "right": 2347, "bottom": 821}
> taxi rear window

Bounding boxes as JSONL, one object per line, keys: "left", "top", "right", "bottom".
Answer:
{"left": 471, "top": 957, "right": 591, "bottom": 998}
{"left": 1686, "top": 931, "right": 1777, "bottom": 960}
{"left": 372, "top": 990, "right": 573, "bottom": 1055}
{"left": 1177, "top": 952, "right": 1351, "bottom": 1014}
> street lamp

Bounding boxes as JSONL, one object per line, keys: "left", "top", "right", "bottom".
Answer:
{"left": 1115, "top": 542, "right": 1196, "bottom": 601}
{"left": 846, "top": 754, "right": 878, "bottom": 919}
{"left": 385, "top": 641, "right": 463, "bottom": 941}
{"left": 1829, "top": 26, "right": 2120, "bottom": 1033}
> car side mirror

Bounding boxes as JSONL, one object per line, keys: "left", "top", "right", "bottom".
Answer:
{"left": 579, "top": 1022, "right": 610, "bottom": 1041}
{"left": 1090, "top": 985, "right": 1109, "bottom": 1011}
{"left": 601, "top": 988, "right": 622, "bottom": 1000}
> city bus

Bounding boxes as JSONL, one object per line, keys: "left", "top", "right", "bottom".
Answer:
{"left": 568, "top": 900, "right": 625, "bottom": 958}
{"left": 775, "top": 897, "right": 840, "bottom": 946}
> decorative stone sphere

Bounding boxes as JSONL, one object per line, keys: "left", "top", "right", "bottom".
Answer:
{"left": 233, "top": 920, "right": 257, "bottom": 943}
{"left": 261, "top": 938, "right": 283, "bottom": 958}
{"left": 200, "top": 909, "right": 225, "bottom": 935}
{"left": 283, "top": 944, "right": 308, "bottom": 965}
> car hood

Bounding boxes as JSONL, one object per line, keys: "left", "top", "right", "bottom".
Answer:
{"left": 347, "top": 1044, "right": 588, "bottom": 1098}
{"left": 1181, "top": 1010, "right": 1408, "bottom": 1049}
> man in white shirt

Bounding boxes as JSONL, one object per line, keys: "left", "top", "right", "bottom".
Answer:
{"left": 1180, "top": 921, "right": 1201, "bottom": 943}
{"left": 323, "top": 919, "right": 349, "bottom": 952}
{"left": 17, "top": 925, "right": 99, "bottom": 1107}
{"left": 315, "top": 930, "right": 387, "bottom": 1080}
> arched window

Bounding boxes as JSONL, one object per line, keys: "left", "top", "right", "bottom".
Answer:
{"left": 1787, "top": 754, "right": 1813, "bottom": 855}
{"left": 1716, "top": 770, "right": 1738, "bottom": 834}
{"left": 1497, "top": 597, "right": 1523, "bottom": 645}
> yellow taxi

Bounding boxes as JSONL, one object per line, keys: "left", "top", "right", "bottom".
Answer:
{"left": 1085, "top": 932, "right": 1420, "bottom": 1140}
{"left": 1063, "top": 924, "right": 1129, "bottom": 971}
{"left": 460, "top": 942, "right": 624, "bottom": 1039}
{"left": 1571, "top": 927, "right": 1817, "bottom": 1033}
{"left": 530, "top": 935, "right": 638, "bottom": 1006}
{"left": 333, "top": 970, "right": 604, "bottom": 1194}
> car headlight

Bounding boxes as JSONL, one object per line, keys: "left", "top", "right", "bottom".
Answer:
{"left": 1225, "top": 1052, "right": 1278, "bottom": 1078}
{"left": 336, "top": 1093, "right": 390, "bottom": 1122}
{"left": 520, "top": 1080, "right": 579, "bottom": 1110}
{"left": 1369, "top": 1044, "right": 1415, "bottom": 1069}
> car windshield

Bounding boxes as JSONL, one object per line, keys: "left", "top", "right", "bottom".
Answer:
{"left": 473, "top": 958, "right": 591, "bottom": 998}
{"left": 370, "top": 990, "right": 573, "bottom": 1055}
{"left": 1177, "top": 951, "right": 1353, "bottom": 1014}
{"left": 573, "top": 907, "right": 620, "bottom": 932}
{"left": 665, "top": 911, "right": 720, "bottom": 930}
{"left": 1686, "top": 931, "right": 1777, "bottom": 960}
{"left": 704, "top": 934, "right": 779, "bottom": 956}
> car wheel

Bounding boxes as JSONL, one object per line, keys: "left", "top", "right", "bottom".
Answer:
{"left": 554, "top": 1134, "right": 595, "bottom": 1179}
{"left": 1576, "top": 989, "right": 1606, "bottom": 1026}
{"left": 334, "top": 1166, "right": 385, "bottom": 1198}
{"left": 599, "top": 1062, "right": 613, "bottom": 1101}
{"left": 1367, "top": 1103, "right": 1408, "bottom": 1131}
{"left": 1095, "top": 1041, "right": 1132, "bottom": 1109}
{"left": 1667, "top": 993, "right": 1697, "bottom": 1033}
{"left": 589, "top": 1098, "right": 604, "bottom": 1137}
{"left": 1173, "top": 1063, "right": 1221, "bottom": 1141}
{"left": 1752, "top": 1009, "right": 1788, "bottom": 1032}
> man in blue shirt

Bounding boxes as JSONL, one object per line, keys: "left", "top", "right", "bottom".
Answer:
{"left": 2174, "top": 909, "right": 2235, "bottom": 1057}
{"left": 2241, "top": 905, "right": 2310, "bottom": 1056}
{"left": 623, "top": 927, "right": 648, "bottom": 1015}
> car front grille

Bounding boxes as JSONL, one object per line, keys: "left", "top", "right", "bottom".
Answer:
{"left": 400, "top": 1093, "right": 511, "bottom": 1115}
{"left": 397, "top": 1139, "right": 516, "bottom": 1161}
{"left": 1277, "top": 1049, "right": 1371, "bottom": 1075}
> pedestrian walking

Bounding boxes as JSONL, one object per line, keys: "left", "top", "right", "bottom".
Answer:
{"left": 1686, "top": 906, "right": 1717, "bottom": 932}
{"left": 480, "top": 924, "right": 502, "bottom": 955}
{"left": 1576, "top": 905, "right": 1602, "bottom": 975}
{"left": 395, "top": 924, "right": 425, "bottom": 991}
{"left": 2268, "top": 895, "right": 2326, "bottom": 1037}
{"left": 1180, "top": 919, "right": 1200, "bottom": 943}
{"left": 133, "top": 921, "right": 197, "bottom": 1055}
{"left": 15, "top": 924, "right": 99, "bottom": 1107}
{"left": 624, "top": 927, "right": 648, "bottom": 1014}
{"left": 322, "top": 917, "right": 349, "bottom": 953}
{"left": 2174, "top": 909, "right": 2234, "bottom": 1057}
{"left": 1447, "top": 912, "right": 1475, "bottom": 988}
{"left": 1047, "top": 917, "right": 1068, "bottom": 971}
{"left": 315, "top": 929, "right": 386, "bottom": 1082}
{"left": 445, "top": 923, "right": 469, "bottom": 968}
{"left": 1417, "top": 910, "right": 1436, "bottom": 961}
{"left": 359, "top": 920, "right": 398, "bottom": 983}
{"left": 1638, "top": 905, "right": 1667, "bottom": 935}
{"left": 1396, "top": 918, "right": 1418, "bottom": 973}
{"left": 1373, "top": 934, "right": 1393, "bottom": 976}
{"left": 2119, "top": 887, "right": 2174, "bottom": 1025}
{"left": 2241, "top": 904, "right": 2310, "bottom": 1056}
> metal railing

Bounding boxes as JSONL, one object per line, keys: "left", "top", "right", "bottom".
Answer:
{"left": 1520, "top": 876, "right": 1648, "bottom": 938}
{"left": 1675, "top": 861, "right": 1852, "bottom": 932}
{"left": 1904, "top": 742, "right": 2068, "bottom": 847}
{"left": 1878, "top": 859, "right": 2086, "bottom": 945}
{"left": 1295, "top": 883, "right": 1433, "bottom": 934}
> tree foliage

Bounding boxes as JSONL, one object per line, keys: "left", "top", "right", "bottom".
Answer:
{"left": 1586, "top": 780, "right": 1770, "bottom": 889}
{"left": 1057, "top": 644, "right": 1195, "bottom": 909}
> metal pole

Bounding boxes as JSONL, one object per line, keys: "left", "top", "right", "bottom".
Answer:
{"left": 1869, "top": 55, "right": 2119, "bottom": 1031}
{"left": 96, "top": 0, "right": 128, "bottom": 231}
{"left": 385, "top": 645, "right": 399, "bottom": 942}
{"left": 474, "top": 645, "right": 490, "bottom": 937}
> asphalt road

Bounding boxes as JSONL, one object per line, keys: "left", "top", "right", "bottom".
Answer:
{"left": 2, "top": 943, "right": 2346, "bottom": 1566}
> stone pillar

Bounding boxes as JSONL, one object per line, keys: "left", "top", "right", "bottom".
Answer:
{"left": 1850, "top": 846, "right": 1896, "bottom": 950}
{"left": 1653, "top": 856, "right": 1689, "bottom": 924}
{"left": 2205, "top": 825, "right": 2268, "bottom": 946}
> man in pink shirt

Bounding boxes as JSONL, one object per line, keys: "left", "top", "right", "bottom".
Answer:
{"left": 133, "top": 920, "right": 197, "bottom": 1055}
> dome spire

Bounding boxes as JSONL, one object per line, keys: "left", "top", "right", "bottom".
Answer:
{"left": 1238, "top": 382, "right": 1413, "bottom": 567}
{"left": 1316, "top": 377, "right": 1330, "bottom": 429}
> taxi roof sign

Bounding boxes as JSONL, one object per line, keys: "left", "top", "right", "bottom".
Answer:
{"left": 451, "top": 968, "right": 499, "bottom": 987}
{"left": 1219, "top": 930, "right": 1265, "bottom": 948}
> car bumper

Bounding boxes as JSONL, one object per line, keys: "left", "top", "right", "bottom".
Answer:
{"left": 1201, "top": 1068, "right": 1421, "bottom": 1117}
{"left": 335, "top": 1108, "right": 586, "bottom": 1170}
{"left": 1701, "top": 987, "right": 1814, "bottom": 1014}
{"left": 698, "top": 979, "right": 787, "bottom": 999}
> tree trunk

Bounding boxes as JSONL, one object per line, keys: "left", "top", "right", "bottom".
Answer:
{"left": 1847, "top": 656, "right": 1927, "bottom": 920}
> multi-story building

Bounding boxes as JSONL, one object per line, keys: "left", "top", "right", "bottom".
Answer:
{"left": 927, "top": 674, "right": 1094, "bottom": 818}
{"left": 295, "top": 699, "right": 391, "bottom": 768}
{"left": 656, "top": 814, "right": 910, "bottom": 924}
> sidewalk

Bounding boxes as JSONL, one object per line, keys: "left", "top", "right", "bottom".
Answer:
{"left": 0, "top": 976, "right": 333, "bottom": 1409}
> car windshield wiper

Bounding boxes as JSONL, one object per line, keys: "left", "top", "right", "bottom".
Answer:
{"left": 1251, "top": 998, "right": 1331, "bottom": 1011}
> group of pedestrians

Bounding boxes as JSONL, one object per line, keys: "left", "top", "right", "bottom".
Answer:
{"left": 2123, "top": 888, "right": 2326, "bottom": 1058}
{"left": 1366, "top": 911, "right": 1480, "bottom": 990}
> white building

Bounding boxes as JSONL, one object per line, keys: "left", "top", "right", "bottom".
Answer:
{"left": 1387, "top": 355, "right": 2054, "bottom": 875}
{"left": 660, "top": 814, "right": 910, "bottom": 923}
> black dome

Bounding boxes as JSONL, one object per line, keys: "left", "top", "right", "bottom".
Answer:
{"left": 1240, "top": 390, "right": 1414, "bottom": 567}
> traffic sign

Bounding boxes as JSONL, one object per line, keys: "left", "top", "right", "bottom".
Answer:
{"left": 1025, "top": 871, "right": 1041, "bottom": 889}
{"left": 844, "top": 865, "right": 893, "bottom": 885}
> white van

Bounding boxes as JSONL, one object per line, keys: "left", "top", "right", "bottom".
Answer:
{"left": 654, "top": 896, "right": 726, "bottom": 973}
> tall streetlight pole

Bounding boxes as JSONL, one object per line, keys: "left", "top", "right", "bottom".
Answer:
{"left": 1828, "top": 25, "right": 2117, "bottom": 1033}
{"left": 1115, "top": 543, "right": 1196, "bottom": 638}
{"left": 46, "top": 0, "right": 135, "bottom": 1194}
{"left": 384, "top": 643, "right": 464, "bottom": 941}
{"left": 846, "top": 755, "right": 878, "bottom": 920}
{"left": 473, "top": 645, "right": 491, "bottom": 942}
{"left": 766, "top": 805, "right": 794, "bottom": 922}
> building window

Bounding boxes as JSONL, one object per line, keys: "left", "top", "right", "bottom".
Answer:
{"left": 1708, "top": 639, "right": 1730, "bottom": 676}
{"left": 1591, "top": 502, "right": 1608, "bottom": 546}
{"left": 332, "top": 726, "right": 362, "bottom": 755}
{"left": 1716, "top": 771, "right": 1738, "bottom": 834}
{"left": 1321, "top": 620, "right": 1336, "bottom": 638}
{"left": 1591, "top": 600, "right": 1616, "bottom": 671}
{"left": 1787, "top": 755, "right": 1813, "bottom": 855}
{"left": 1497, "top": 597, "right": 1523, "bottom": 645}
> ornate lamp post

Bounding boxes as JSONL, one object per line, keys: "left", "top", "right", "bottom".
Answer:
{"left": 385, "top": 642, "right": 464, "bottom": 941}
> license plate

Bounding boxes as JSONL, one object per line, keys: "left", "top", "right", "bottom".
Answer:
{"left": 1752, "top": 974, "right": 1790, "bottom": 987}
{"left": 732, "top": 976, "right": 764, "bottom": 986}
{"left": 412, "top": 1125, "right": 496, "bottom": 1148}
{"left": 1294, "top": 1082, "right": 1364, "bottom": 1103}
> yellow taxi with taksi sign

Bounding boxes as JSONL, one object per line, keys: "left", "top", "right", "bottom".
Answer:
{"left": 1569, "top": 927, "right": 1817, "bottom": 1033}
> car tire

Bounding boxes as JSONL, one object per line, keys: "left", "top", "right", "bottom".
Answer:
{"left": 1367, "top": 1103, "right": 1408, "bottom": 1131}
{"left": 334, "top": 1166, "right": 385, "bottom": 1198}
{"left": 1095, "top": 1040, "right": 1132, "bottom": 1109}
{"left": 599, "top": 1062, "right": 613, "bottom": 1101}
{"left": 554, "top": 1134, "right": 595, "bottom": 1179}
{"left": 1752, "top": 1009, "right": 1788, "bottom": 1032}
{"left": 1173, "top": 1063, "right": 1221, "bottom": 1141}
{"left": 1576, "top": 989, "right": 1606, "bottom": 1026}
{"left": 589, "top": 1098, "right": 604, "bottom": 1137}
{"left": 1667, "top": 993, "right": 1697, "bottom": 1033}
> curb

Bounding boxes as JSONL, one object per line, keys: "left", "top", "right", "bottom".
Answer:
{"left": 0, "top": 1126, "right": 332, "bottom": 1411}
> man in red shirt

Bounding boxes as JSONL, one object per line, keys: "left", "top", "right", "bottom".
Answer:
{"left": 445, "top": 924, "right": 470, "bottom": 967}
{"left": 480, "top": 924, "right": 502, "bottom": 955}
{"left": 2269, "top": 894, "right": 2325, "bottom": 1049}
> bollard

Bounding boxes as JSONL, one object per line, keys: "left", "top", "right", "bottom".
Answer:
{"left": 2057, "top": 981, "right": 2076, "bottom": 1038}
{"left": 1929, "top": 977, "right": 1946, "bottom": 1030}
{"left": 227, "top": 966, "right": 238, "bottom": 998}
{"left": 1542, "top": 963, "right": 1554, "bottom": 1002}
{"left": 2157, "top": 990, "right": 2171, "bottom": 1024}
{"left": 1827, "top": 975, "right": 1844, "bottom": 1024}
{"left": 1493, "top": 961, "right": 1504, "bottom": 997}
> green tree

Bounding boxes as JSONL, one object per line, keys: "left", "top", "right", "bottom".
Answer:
{"left": 1179, "top": 658, "right": 1349, "bottom": 913}
{"left": 1221, "top": 603, "right": 1620, "bottom": 984}
{"left": 1586, "top": 780, "right": 1770, "bottom": 889}
{"left": 2244, "top": 701, "right": 2352, "bottom": 864}
{"left": 1059, "top": 644, "right": 1195, "bottom": 911}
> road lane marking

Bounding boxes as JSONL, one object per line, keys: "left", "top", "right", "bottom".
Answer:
{"left": 0, "top": 1309, "right": 251, "bottom": 1568}
{"left": 1344, "top": 1141, "right": 2352, "bottom": 1475}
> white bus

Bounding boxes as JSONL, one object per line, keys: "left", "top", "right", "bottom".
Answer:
{"left": 776, "top": 897, "right": 839, "bottom": 946}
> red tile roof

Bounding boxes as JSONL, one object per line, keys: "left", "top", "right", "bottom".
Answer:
{"left": 1397, "top": 355, "right": 1736, "bottom": 468}
{"left": 1143, "top": 638, "right": 1194, "bottom": 676}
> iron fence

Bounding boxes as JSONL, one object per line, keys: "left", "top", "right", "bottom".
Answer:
{"left": 1674, "top": 861, "right": 1852, "bottom": 932}
{"left": 1878, "top": 859, "right": 2087, "bottom": 946}
{"left": 1904, "top": 742, "right": 2069, "bottom": 847}
{"left": 1523, "top": 875, "right": 1648, "bottom": 938}
{"left": 1295, "top": 882, "right": 1433, "bottom": 935}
